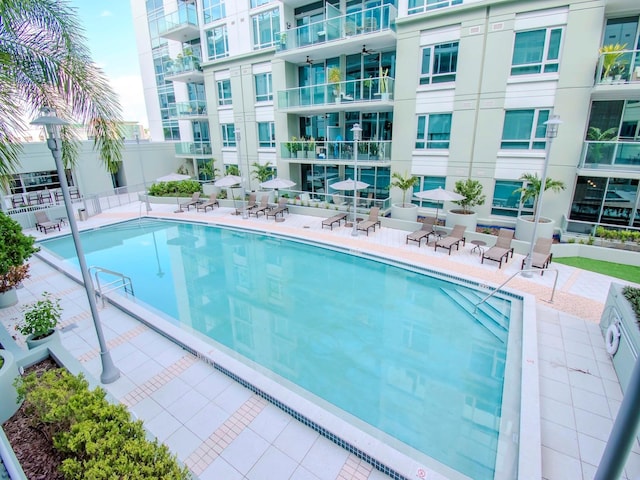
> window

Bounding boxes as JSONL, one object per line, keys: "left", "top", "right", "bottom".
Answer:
{"left": 420, "top": 42, "right": 458, "bottom": 85}
{"left": 251, "top": 0, "right": 272, "bottom": 7}
{"left": 412, "top": 176, "right": 446, "bottom": 207}
{"left": 501, "top": 109, "right": 550, "bottom": 149}
{"left": 415, "top": 114, "right": 452, "bottom": 149}
{"left": 252, "top": 8, "right": 280, "bottom": 50}
{"left": 217, "top": 79, "right": 232, "bottom": 105}
{"left": 491, "top": 180, "right": 531, "bottom": 217}
{"left": 254, "top": 73, "right": 273, "bottom": 102}
{"left": 206, "top": 25, "right": 228, "bottom": 60}
{"left": 408, "top": 0, "right": 463, "bottom": 16}
{"left": 221, "top": 124, "right": 236, "bottom": 147}
{"left": 258, "top": 122, "right": 275, "bottom": 148}
{"left": 511, "top": 28, "right": 562, "bottom": 75}
{"left": 202, "top": 0, "right": 225, "bottom": 24}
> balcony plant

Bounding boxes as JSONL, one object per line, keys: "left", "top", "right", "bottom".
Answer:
{"left": 286, "top": 136, "right": 301, "bottom": 157}
{"left": 599, "top": 43, "right": 627, "bottom": 80}
{"left": 379, "top": 67, "right": 389, "bottom": 100}
{"left": 16, "top": 291, "right": 62, "bottom": 348}
{"left": 0, "top": 213, "right": 39, "bottom": 308}
{"left": 328, "top": 67, "right": 342, "bottom": 101}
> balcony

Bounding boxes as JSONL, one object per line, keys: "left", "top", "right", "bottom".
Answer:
{"left": 175, "top": 142, "right": 213, "bottom": 158}
{"left": 280, "top": 140, "right": 392, "bottom": 163}
{"left": 165, "top": 55, "right": 204, "bottom": 83}
{"left": 580, "top": 141, "right": 640, "bottom": 171}
{"left": 169, "top": 101, "right": 208, "bottom": 119}
{"left": 276, "top": 4, "right": 396, "bottom": 62}
{"left": 157, "top": 3, "right": 199, "bottom": 42}
{"left": 594, "top": 48, "right": 640, "bottom": 86}
{"left": 278, "top": 76, "right": 394, "bottom": 113}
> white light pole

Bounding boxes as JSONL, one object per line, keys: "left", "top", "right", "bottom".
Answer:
{"left": 522, "top": 115, "right": 562, "bottom": 277}
{"left": 235, "top": 129, "right": 248, "bottom": 219}
{"left": 135, "top": 133, "right": 151, "bottom": 213}
{"left": 351, "top": 123, "right": 362, "bottom": 237}
{"left": 31, "top": 108, "right": 120, "bottom": 384}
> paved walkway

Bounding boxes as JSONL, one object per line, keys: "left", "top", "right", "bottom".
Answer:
{"left": 2, "top": 202, "right": 640, "bottom": 479}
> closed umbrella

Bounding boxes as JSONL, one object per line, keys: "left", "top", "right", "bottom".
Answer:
{"left": 414, "top": 187, "right": 465, "bottom": 223}
{"left": 330, "top": 178, "right": 370, "bottom": 226}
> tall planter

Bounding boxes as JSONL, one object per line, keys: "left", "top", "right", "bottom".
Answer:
{"left": 0, "top": 350, "right": 23, "bottom": 423}
{"left": 26, "top": 329, "right": 61, "bottom": 350}
{"left": 391, "top": 204, "right": 418, "bottom": 222}
{"left": 515, "top": 216, "right": 556, "bottom": 241}
{"left": 0, "top": 288, "right": 18, "bottom": 308}
{"left": 445, "top": 210, "right": 478, "bottom": 231}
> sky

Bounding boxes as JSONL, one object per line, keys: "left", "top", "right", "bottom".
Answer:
{"left": 69, "top": 0, "right": 149, "bottom": 129}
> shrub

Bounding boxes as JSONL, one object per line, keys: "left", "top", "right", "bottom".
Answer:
{"left": 15, "top": 369, "right": 190, "bottom": 479}
{"left": 623, "top": 286, "right": 640, "bottom": 322}
{"left": 0, "top": 213, "right": 39, "bottom": 293}
{"left": 148, "top": 180, "right": 201, "bottom": 197}
{"left": 16, "top": 292, "right": 62, "bottom": 340}
{"left": 452, "top": 179, "right": 485, "bottom": 214}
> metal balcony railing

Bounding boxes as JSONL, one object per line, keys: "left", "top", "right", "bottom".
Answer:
{"left": 276, "top": 4, "right": 396, "bottom": 52}
{"left": 280, "top": 140, "right": 392, "bottom": 162}
{"left": 595, "top": 48, "right": 640, "bottom": 85}
{"left": 278, "top": 76, "right": 394, "bottom": 109}
{"left": 580, "top": 141, "right": 640, "bottom": 171}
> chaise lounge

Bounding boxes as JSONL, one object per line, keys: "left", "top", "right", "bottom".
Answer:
{"left": 434, "top": 224, "right": 466, "bottom": 255}
{"left": 521, "top": 237, "right": 553, "bottom": 274}
{"left": 34, "top": 210, "right": 61, "bottom": 234}
{"left": 251, "top": 196, "right": 270, "bottom": 217}
{"left": 322, "top": 213, "right": 347, "bottom": 230}
{"left": 196, "top": 193, "right": 219, "bottom": 212}
{"left": 481, "top": 228, "right": 515, "bottom": 268}
{"left": 266, "top": 198, "right": 289, "bottom": 220}
{"left": 406, "top": 217, "right": 436, "bottom": 247}
{"left": 179, "top": 192, "right": 201, "bottom": 211}
{"left": 356, "top": 207, "right": 381, "bottom": 236}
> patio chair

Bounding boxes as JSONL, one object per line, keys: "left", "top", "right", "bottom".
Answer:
{"left": 482, "top": 229, "right": 515, "bottom": 268}
{"left": 251, "top": 196, "right": 270, "bottom": 217}
{"left": 322, "top": 213, "right": 347, "bottom": 230}
{"left": 245, "top": 193, "right": 258, "bottom": 213}
{"left": 34, "top": 210, "right": 61, "bottom": 234}
{"left": 266, "top": 198, "right": 289, "bottom": 220}
{"left": 357, "top": 207, "right": 381, "bottom": 236}
{"left": 521, "top": 237, "right": 553, "bottom": 275}
{"left": 406, "top": 217, "right": 436, "bottom": 247}
{"left": 196, "top": 193, "right": 219, "bottom": 212}
{"left": 179, "top": 191, "right": 201, "bottom": 211}
{"left": 434, "top": 224, "right": 466, "bottom": 255}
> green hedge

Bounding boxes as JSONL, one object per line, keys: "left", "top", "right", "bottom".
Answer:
{"left": 15, "top": 369, "right": 191, "bottom": 479}
{"left": 148, "top": 180, "right": 201, "bottom": 197}
{"left": 623, "top": 286, "right": 640, "bottom": 322}
{"left": 595, "top": 226, "right": 640, "bottom": 244}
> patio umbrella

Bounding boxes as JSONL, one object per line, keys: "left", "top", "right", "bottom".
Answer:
{"left": 330, "top": 178, "right": 370, "bottom": 226}
{"left": 155, "top": 173, "right": 191, "bottom": 182}
{"left": 214, "top": 175, "right": 243, "bottom": 213}
{"left": 414, "top": 187, "right": 465, "bottom": 223}
{"left": 259, "top": 178, "right": 296, "bottom": 189}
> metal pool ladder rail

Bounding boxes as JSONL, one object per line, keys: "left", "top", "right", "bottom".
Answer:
{"left": 89, "top": 266, "right": 135, "bottom": 306}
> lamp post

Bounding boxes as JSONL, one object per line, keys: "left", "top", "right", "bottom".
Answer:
{"left": 351, "top": 123, "right": 362, "bottom": 237}
{"left": 235, "top": 129, "right": 248, "bottom": 219}
{"left": 522, "top": 115, "right": 562, "bottom": 278}
{"left": 31, "top": 108, "right": 120, "bottom": 384}
{"left": 135, "top": 133, "right": 151, "bottom": 213}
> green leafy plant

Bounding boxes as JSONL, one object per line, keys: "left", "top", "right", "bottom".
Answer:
{"left": 226, "top": 165, "right": 240, "bottom": 176}
{"left": 198, "top": 159, "right": 219, "bottom": 181}
{"left": 379, "top": 67, "right": 389, "bottom": 94}
{"left": 16, "top": 292, "right": 61, "bottom": 340}
{"left": 148, "top": 180, "right": 201, "bottom": 197}
{"left": 599, "top": 43, "right": 628, "bottom": 78}
{"left": 452, "top": 179, "right": 486, "bottom": 214}
{"left": 513, "top": 173, "right": 566, "bottom": 219}
{"left": 252, "top": 161, "right": 274, "bottom": 183}
{"left": 0, "top": 213, "right": 39, "bottom": 293}
{"left": 15, "top": 368, "right": 190, "bottom": 479}
{"left": 622, "top": 286, "right": 640, "bottom": 322}
{"left": 328, "top": 67, "right": 342, "bottom": 95}
{"left": 389, "top": 171, "right": 419, "bottom": 207}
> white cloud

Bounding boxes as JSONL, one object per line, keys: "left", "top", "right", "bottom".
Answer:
{"left": 109, "top": 75, "right": 149, "bottom": 128}
{"left": 100, "top": 10, "right": 113, "bottom": 17}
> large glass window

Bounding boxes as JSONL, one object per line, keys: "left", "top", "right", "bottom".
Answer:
{"left": 511, "top": 28, "right": 562, "bottom": 75}
{"left": 420, "top": 42, "right": 458, "bottom": 85}
{"left": 206, "top": 25, "right": 228, "bottom": 60}
{"left": 258, "top": 122, "right": 276, "bottom": 148}
{"left": 412, "top": 176, "right": 446, "bottom": 208}
{"left": 415, "top": 114, "right": 452, "bottom": 149}
{"left": 501, "top": 109, "right": 550, "bottom": 149}
{"left": 252, "top": 8, "right": 280, "bottom": 50}
{"left": 491, "top": 180, "right": 532, "bottom": 217}
{"left": 221, "top": 124, "right": 236, "bottom": 147}
{"left": 202, "top": 0, "right": 225, "bottom": 24}
{"left": 254, "top": 72, "right": 273, "bottom": 102}
{"left": 251, "top": 0, "right": 273, "bottom": 7}
{"left": 570, "top": 176, "right": 640, "bottom": 227}
{"left": 408, "top": 0, "right": 463, "bottom": 16}
{"left": 217, "top": 79, "right": 232, "bottom": 105}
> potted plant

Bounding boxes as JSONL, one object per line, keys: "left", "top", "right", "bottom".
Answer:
{"left": 328, "top": 67, "right": 342, "bottom": 103}
{"left": 389, "top": 171, "right": 419, "bottom": 221}
{"left": 252, "top": 161, "right": 274, "bottom": 186}
{"left": 0, "top": 213, "right": 39, "bottom": 308}
{"left": 16, "top": 291, "right": 62, "bottom": 349}
{"left": 513, "top": 173, "right": 566, "bottom": 240}
{"left": 445, "top": 179, "right": 486, "bottom": 230}
{"left": 585, "top": 126, "right": 618, "bottom": 165}
{"left": 379, "top": 67, "right": 389, "bottom": 101}
{"left": 307, "top": 137, "right": 316, "bottom": 158}
{"left": 599, "top": 43, "right": 627, "bottom": 82}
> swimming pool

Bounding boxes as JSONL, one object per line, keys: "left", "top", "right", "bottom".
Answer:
{"left": 39, "top": 218, "right": 525, "bottom": 479}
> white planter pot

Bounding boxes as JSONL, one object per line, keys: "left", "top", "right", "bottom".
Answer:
{"left": 0, "top": 288, "right": 18, "bottom": 308}
{"left": 391, "top": 204, "right": 418, "bottom": 222}
{"left": 445, "top": 210, "right": 478, "bottom": 231}
{"left": 515, "top": 216, "right": 556, "bottom": 241}
{"left": 0, "top": 350, "right": 22, "bottom": 423}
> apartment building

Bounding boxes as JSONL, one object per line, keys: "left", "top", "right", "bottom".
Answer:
{"left": 131, "top": 0, "right": 640, "bottom": 234}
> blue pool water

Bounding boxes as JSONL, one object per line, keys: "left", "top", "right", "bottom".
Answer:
{"left": 40, "top": 218, "right": 518, "bottom": 479}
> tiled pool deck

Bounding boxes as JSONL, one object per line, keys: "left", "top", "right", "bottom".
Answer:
{"left": 2, "top": 202, "right": 640, "bottom": 480}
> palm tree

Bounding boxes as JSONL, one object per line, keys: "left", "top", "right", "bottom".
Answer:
{"left": 251, "top": 161, "right": 274, "bottom": 184}
{"left": 513, "top": 173, "right": 566, "bottom": 218}
{"left": 0, "top": 0, "right": 124, "bottom": 185}
{"left": 390, "top": 171, "right": 419, "bottom": 207}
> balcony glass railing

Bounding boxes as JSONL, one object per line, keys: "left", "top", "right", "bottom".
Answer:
{"left": 277, "top": 4, "right": 396, "bottom": 52}
{"left": 175, "top": 142, "right": 213, "bottom": 156}
{"left": 581, "top": 141, "right": 640, "bottom": 170}
{"left": 170, "top": 101, "right": 208, "bottom": 118}
{"left": 278, "top": 76, "right": 394, "bottom": 109}
{"left": 595, "top": 48, "right": 640, "bottom": 85}
{"left": 158, "top": 3, "right": 198, "bottom": 35}
{"left": 408, "top": 0, "right": 463, "bottom": 16}
{"left": 165, "top": 55, "right": 202, "bottom": 76}
{"left": 280, "top": 140, "right": 392, "bottom": 162}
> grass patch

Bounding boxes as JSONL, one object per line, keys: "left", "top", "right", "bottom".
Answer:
{"left": 554, "top": 257, "right": 640, "bottom": 284}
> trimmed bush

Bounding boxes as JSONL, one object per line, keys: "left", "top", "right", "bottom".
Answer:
{"left": 623, "top": 286, "right": 640, "bottom": 323}
{"left": 15, "top": 369, "right": 190, "bottom": 479}
{"left": 148, "top": 180, "right": 201, "bottom": 197}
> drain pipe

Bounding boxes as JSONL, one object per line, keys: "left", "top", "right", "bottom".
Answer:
{"left": 594, "top": 354, "right": 640, "bottom": 479}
